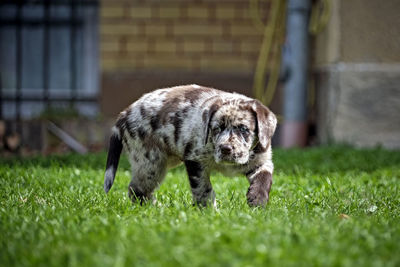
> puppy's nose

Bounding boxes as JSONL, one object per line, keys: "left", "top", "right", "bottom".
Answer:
{"left": 220, "top": 144, "right": 233, "bottom": 155}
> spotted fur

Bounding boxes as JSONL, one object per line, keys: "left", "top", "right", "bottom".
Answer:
{"left": 104, "top": 85, "right": 277, "bottom": 207}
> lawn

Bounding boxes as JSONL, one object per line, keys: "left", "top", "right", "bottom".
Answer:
{"left": 1, "top": 146, "right": 399, "bottom": 266}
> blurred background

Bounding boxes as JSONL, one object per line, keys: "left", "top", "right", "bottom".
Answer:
{"left": 0, "top": 0, "right": 399, "bottom": 155}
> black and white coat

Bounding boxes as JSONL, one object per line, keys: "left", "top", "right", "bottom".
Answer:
{"left": 104, "top": 85, "right": 277, "bottom": 207}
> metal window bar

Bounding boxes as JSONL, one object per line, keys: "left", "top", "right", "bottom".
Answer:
{"left": 0, "top": 74, "right": 2, "bottom": 119}
{"left": 43, "top": 0, "right": 50, "bottom": 110}
{"left": 15, "top": 1, "right": 22, "bottom": 134}
{"left": 70, "top": 0, "right": 77, "bottom": 106}
{"left": 0, "top": 0, "right": 98, "bottom": 137}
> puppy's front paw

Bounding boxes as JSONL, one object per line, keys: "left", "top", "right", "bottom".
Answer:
{"left": 246, "top": 187, "right": 269, "bottom": 207}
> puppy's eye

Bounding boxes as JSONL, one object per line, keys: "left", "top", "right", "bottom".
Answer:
{"left": 238, "top": 125, "right": 249, "bottom": 134}
{"left": 213, "top": 125, "right": 224, "bottom": 133}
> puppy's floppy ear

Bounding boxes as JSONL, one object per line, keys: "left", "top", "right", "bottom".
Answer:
{"left": 251, "top": 100, "right": 277, "bottom": 149}
{"left": 203, "top": 99, "right": 222, "bottom": 145}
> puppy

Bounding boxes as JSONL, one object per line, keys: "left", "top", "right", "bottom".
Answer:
{"left": 104, "top": 85, "right": 277, "bottom": 207}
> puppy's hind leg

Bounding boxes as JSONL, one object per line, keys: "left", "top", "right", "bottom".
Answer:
{"left": 128, "top": 150, "right": 167, "bottom": 205}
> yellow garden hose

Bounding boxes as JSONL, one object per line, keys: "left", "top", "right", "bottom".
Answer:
{"left": 251, "top": 0, "right": 331, "bottom": 109}
{"left": 251, "top": 0, "right": 286, "bottom": 106}
{"left": 309, "top": 0, "right": 331, "bottom": 35}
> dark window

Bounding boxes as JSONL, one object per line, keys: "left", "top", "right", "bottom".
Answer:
{"left": 0, "top": 0, "right": 99, "bottom": 119}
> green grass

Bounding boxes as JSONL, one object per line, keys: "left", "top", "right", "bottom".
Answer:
{"left": 1, "top": 146, "right": 399, "bottom": 266}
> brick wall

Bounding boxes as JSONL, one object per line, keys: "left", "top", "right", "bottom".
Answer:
{"left": 100, "top": 0, "right": 269, "bottom": 73}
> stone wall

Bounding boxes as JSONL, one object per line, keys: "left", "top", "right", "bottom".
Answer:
{"left": 315, "top": 64, "right": 400, "bottom": 149}
{"left": 314, "top": 0, "right": 400, "bottom": 149}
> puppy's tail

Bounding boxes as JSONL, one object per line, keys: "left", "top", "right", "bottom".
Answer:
{"left": 104, "top": 128, "right": 123, "bottom": 193}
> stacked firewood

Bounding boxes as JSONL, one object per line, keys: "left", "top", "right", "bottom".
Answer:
{"left": 0, "top": 121, "right": 21, "bottom": 153}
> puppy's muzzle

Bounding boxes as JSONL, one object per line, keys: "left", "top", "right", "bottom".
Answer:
{"left": 219, "top": 144, "right": 233, "bottom": 156}
{"left": 218, "top": 144, "right": 243, "bottom": 163}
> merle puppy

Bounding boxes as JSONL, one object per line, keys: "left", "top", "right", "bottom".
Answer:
{"left": 104, "top": 85, "right": 277, "bottom": 207}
